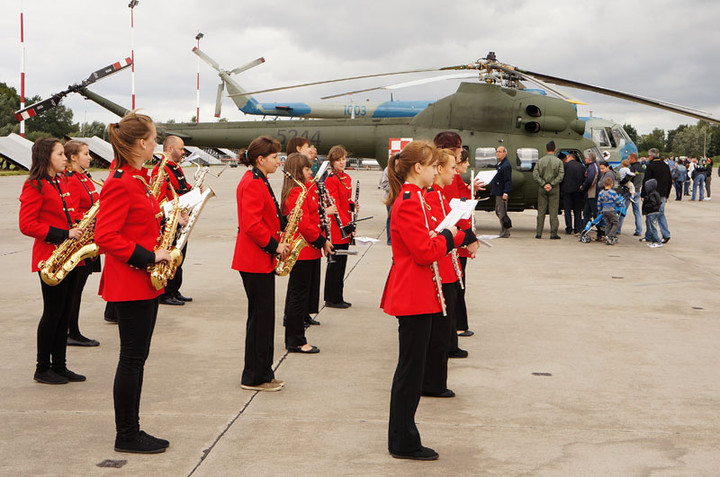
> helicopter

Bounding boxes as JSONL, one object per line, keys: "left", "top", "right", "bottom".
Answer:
{"left": 20, "top": 52, "right": 720, "bottom": 211}
{"left": 195, "top": 47, "right": 638, "bottom": 163}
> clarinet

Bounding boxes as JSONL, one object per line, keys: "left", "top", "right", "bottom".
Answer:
{"left": 437, "top": 191, "right": 464, "bottom": 290}
{"left": 418, "top": 191, "right": 447, "bottom": 316}
{"left": 351, "top": 179, "right": 360, "bottom": 245}
{"left": 315, "top": 180, "right": 336, "bottom": 264}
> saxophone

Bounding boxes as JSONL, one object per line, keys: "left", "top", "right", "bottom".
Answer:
{"left": 175, "top": 186, "right": 215, "bottom": 252}
{"left": 147, "top": 188, "right": 184, "bottom": 290}
{"left": 39, "top": 201, "right": 101, "bottom": 286}
{"left": 150, "top": 153, "right": 170, "bottom": 200}
{"left": 275, "top": 170, "right": 308, "bottom": 277}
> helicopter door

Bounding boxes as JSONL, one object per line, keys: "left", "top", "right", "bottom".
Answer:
{"left": 516, "top": 148, "right": 538, "bottom": 171}
{"left": 474, "top": 147, "right": 496, "bottom": 169}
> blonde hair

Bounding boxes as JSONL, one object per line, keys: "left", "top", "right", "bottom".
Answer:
{"left": 107, "top": 111, "right": 154, "bottom": 168}
{"left": 385, "top": 140, "right": 437, "bottom": 205}
{"left": 327, "top": 145, "right": 348, "bottom": 171}
{"left": 621, "top": 159, "right": 629, "bottom": 168}
{"left": 281, "top": 152, "right": 312, "bottom": 206}
{"left": 64, "top": 140, "right": 89, "bottom": 171}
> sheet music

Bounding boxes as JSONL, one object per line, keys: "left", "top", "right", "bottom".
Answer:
{"left": 449, "top": 198, "right": 478, "bottom": 220}
{"left": 162, "top": 187, "right": 202, "bottom": 215}
{"left": 473, "top": 170, "right": 497, "bottom": 187}
{"left": 435, "top": 200, "right": 477, "bottom": 232}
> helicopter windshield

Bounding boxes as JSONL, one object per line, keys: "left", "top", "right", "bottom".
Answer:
{"left": 610, "top": 125, "right": 629, "bottom": 148}
{"left": 591, "top": 128, "right": 612, "bottom": 148}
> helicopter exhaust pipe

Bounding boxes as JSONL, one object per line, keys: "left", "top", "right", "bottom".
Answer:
{"left": 523, "top": 116, "right": 568, "bottom": 133}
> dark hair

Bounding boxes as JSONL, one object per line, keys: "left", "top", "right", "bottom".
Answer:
{"left": 327, "top": 145, "right": 348, "bottom": 170}
{"left": 28, "top": 137, "right": 62, "bottom": 191}
{"left": 433, "top": 131, "right": 461, "bottom": 149}
{"left": 107, "top": 111, "right": 155, "bottom": 168}
{"left": 286, "top": 137, "right": 310, "bottom": 155}
{"left": 385, "top": 140, "right": 437, "bottom": 205}
{"left": 598, "top": 160, "right": 610, "bottom": 169}
{"left": 459, "top": 149, "right": 469, "bottom": 164}
{"left": 239, "top": 136, "right": 281, "bottom": 167}
{"left": 64, "top": 140, "right": 89, "bottom": 172}
{"left": 281, "top": 152, "right": 312, "bottom": 206}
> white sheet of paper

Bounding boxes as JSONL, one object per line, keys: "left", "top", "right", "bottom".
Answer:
{"left": 449, "top": 198, "right": 478, "bottom": 220}
{"left": 162, "top": 187, "right": 202, "bottom": 216}
{"left": 353, "top": 236, "right": 379, "bottom": 246}
{"left": 473, "top": 170, "right": 497, "bottom": 186}
{"left": 435, "top": 200, "right": 477, "bottom": 232}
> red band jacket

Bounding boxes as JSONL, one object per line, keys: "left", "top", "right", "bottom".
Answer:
{"left": 19, "top": 176, "right": 81, "bottom": 272}
{"left": 380, "top": 183, "right": 464, "bottom": 316}
{"left": 65, "top": 170, "right": 99, "bottom": 214}
{"left": 445, "top": 174, "right": 474, "bottom": 258}
{"left": 151, "top": 159, "right": 191, "bottom": 203}
{"left": 324, "top": 171, "right": 353, "bottom": 245}
{"left": 232, "top": 169, "right": 282, "bottom": 274}
{"left": 282, "top": 181, "right": 327, "bottom": 261}
{"left": 95, "top": 165, "right": 163, "bottom": 301}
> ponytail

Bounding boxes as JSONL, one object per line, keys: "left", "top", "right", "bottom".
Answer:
{"left": 384, "top": 140, "right": 436, "bottom": 205}
{"left": 240, "top": 135, "right": 281, "bottom": 167}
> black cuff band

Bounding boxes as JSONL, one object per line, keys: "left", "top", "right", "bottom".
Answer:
{"left": 440, "top": 229, "right": 454, "bottom": 254}
{"left": 45, "top": 226, "right": 68, "bottom": 245}
{"left": 461, "top": 229, "right": 478, "bottom": 247}
{"left": 127, "top": 244, "right": 156, "bottom": 268}
{"left": 310, "top": 235, "right": 327, "bottom": 250}
{"left": 262, "top": 237, "right": 279, "bottom": 255}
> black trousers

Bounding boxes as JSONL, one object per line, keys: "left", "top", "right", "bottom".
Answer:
{"left": 563, "top": 191, "right": 584, "bottom": 233}
{"left": 240, "top": 271, "right": 276, "bottom": 386}
{"left": 455, "top": 257, "right": 469, "bottom": 331}
{"left": 37, "top": 268, "right": 80, "bottom": 371}
{"left": 67, "top": 263, "right": 93, "bottom": 338}
{"left": 388, "top": 314, "right": 433, "bottom": 453}
{"left": 423, "top": 296, "right": 452, "bottom": 394}
{"left": 284, "top": 259, "right": 320, "bottom": 348}
{"left": 444, "top": 282, "right": 461, "bottom": 354}
{"left": 113, "top": 298, "right": 158, "bottom": 441}
{"left": 324, "top": 243, "right": 348, "bottom": 304}
{"left": 162, "top": 243, "right": 187, "bottom": 298}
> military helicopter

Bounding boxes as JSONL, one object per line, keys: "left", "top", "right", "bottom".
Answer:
{"left": 23, "top": 52, "right": 720, "bottom": 211}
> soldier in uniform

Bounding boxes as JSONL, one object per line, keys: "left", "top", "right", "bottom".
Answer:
{"left": 20, "top": 138, "right": 86, "bottom": 385}
{"left": 533, "top": 140, "right": 565, "bottom": 239}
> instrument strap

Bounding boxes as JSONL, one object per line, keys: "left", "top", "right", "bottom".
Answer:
{"left": 49, "top": 177, "right": 74, "bottom": 227}
{"left": 253, "top": 167, "right": 286, "bottom": 230}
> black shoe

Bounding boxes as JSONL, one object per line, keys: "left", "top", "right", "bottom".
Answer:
{"left": 115, "top": 432, "right": 166, "bottom": 454}
{"left": 159, "top": 296, "right": 185, "bottom": 306}
{"left": 104, "top": 315, "right": 118, "bottom": 324}
{"left": 390, "top": 446, "right": 439, "bottom": 460}
{"left": 633, "top": 233, "right": 642, "bottom": 237}
{"left": 448, "top": 349, "right": 469, "bottom": 359}
{"left": 67, "top": 336, "right": 100, "bottom": 347}
{"left": 33, "top": 368, "right": 68, "bottom": 385}
{"left": 304, "top": 316, "right": 321, "bottom": 326}
{"left": 325, "top": 301, "right": 351, "bottom": 309}
{"left": 535, "top": 235, "right": 542, "bottom": 239}
{"left": 53, "top": 367, "right": 86, "bottom": 382}
{"left": 175, "top": 293, "right": 193, "bottom": 302}
{"left": 457, "top": 330, "right": 474, "bottom": 337}
{"left": 422, "top": 389, "right": 455, "bottom": 398}
{"left": 287, "top": 345, "right": 320, "bottom": 354}
{"left": 550, "top": 235, "right": 561, "bottom": 240}
{"left": 661, "top": 237, "right": 671, "bottom": 244}
{"left": 140, "top": 430, "right": 169, "bottom": 448}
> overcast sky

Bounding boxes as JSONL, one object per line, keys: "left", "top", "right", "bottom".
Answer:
{"left": 2, "top": 0, "right": 719, "bottom": 136}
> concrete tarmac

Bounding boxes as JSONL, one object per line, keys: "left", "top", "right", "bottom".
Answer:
{"left": 0, "top": 169, "right": 718, "bottom": 476}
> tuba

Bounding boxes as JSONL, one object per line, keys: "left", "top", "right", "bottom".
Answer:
{"left": 147, "top": 188, "right": 184, "bottom": 290}
{"left": 39, "top": 201, "right": 101, "bottom": 286}
{"left": 275, "top": 170, "right": 308, "bottom": 276}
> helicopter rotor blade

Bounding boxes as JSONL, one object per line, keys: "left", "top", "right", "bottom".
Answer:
{"left": 214, "top": 82, "right": 224, "bottom": 118}
{"left": 321, "top": 72, "right": 478, "bottom": 100}
{"left": 491, "top": 65, "right": 587, "bottom": 105}
{"left": 229, "top": 57, "right": 265, "bottom": 76}
{"left": 229, "top": 67, "right": 445, "bottom": 97}
{"left": 192, "top": 47, "right": 221, "bottom": 71}
{"left": 515, "top": 67, "right": 719, "bottom": 124}
{"left": 15, "top": 57, "right": 132, "bottom": 122}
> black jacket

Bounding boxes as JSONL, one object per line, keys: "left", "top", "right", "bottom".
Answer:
{"left": 642, "top": 159, "right": 672, "bottom": 199}
{"left": 642, "top": 190, "right": 662, "bottom": 215}
{"left": 490, "top": 158, "right": 513, "bottom": 196}
{"left": 560, "top": 159, "right": 586, "bottom": 195}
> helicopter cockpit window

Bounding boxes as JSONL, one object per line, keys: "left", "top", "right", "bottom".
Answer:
{"left": 516, "top": 148, "right": 538, "bottom": 171}
{"left": 610, "top": 126, "right": 628, "bottom": 148}
{"left": 591, "top": 128, "right": 611, "bottom": 148}
{"left": 474, "top": 147, "right": 497, "bottom": 169}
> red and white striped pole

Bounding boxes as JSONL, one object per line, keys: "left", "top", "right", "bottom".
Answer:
{"left": 195, "top": 32, "right": 203, "bottom": 122}
{"left": 19, "top": 0, "right": 26, "bottom": 137}
{"left": 129, "top": 1, "right": 139, "bottom": 110}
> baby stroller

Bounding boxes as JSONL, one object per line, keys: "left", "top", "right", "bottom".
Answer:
{"left": 578, "top": 195, "right": 627, "bottom": 244}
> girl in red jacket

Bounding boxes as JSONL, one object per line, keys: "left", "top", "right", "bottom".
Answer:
{"left": 323, "top": 145, "right": 354, "bottom": 308}
{"left": 63, "top": 140, "right": 101, "bottom": 347}
{"left": 94, "top": 112, "right": 173, "bottom": 454}
{"left": 381, "top": 140, "right": 463, "bottom": 461}
{"left": 280, "top": 153, "right": 334, "bottom": 354}
{"left": 19, "top": 138, "right": 85, "bottom": 385}
{"left": 232, "top": 135, "right": 289, "bottom": 392}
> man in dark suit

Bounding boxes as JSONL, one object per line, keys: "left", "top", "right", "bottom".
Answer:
{"left": 560, "top": 152, "right": 586, "bottom": 234}
{"left": 490, "top": 146, "right": 513, "bottom": 238}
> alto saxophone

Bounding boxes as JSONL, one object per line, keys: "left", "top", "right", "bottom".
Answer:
{"left": 150, "top": 152, "right": 170, "bottom": 200}
{"left": 147, "top": 188, "right": 184, "bottom": 290}
{"left": 39, "top": 201, "right": 101, "bottom": 286}
{"left": 275, "top": 170, "right": 308, "bottom": 277}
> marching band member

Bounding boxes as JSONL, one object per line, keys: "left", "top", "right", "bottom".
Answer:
{"left": 63, "top": 140, "right": 101, "bottom": 347}
{"left": 380, "top": 141, "right": 466, "bottom": 461}
{"left": 151, "top": 136, "right": 193, "bottom": 306}
{"left": 19, "top": 138, "right": 85, "bottom": 385}
{"left": 280, "top": 153, "right": 335, "bottom": 354}
{"left": 95, "top": 112, "right": 172, "bottom": 454}
{"left": 323, "top": 145, "right": 355, "bottom": 308}
{"left": 425, "top": 150, "right": 479, "bottom": 371}
{"left": 232, "top": 136, "right": 289, "bottom": 392}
